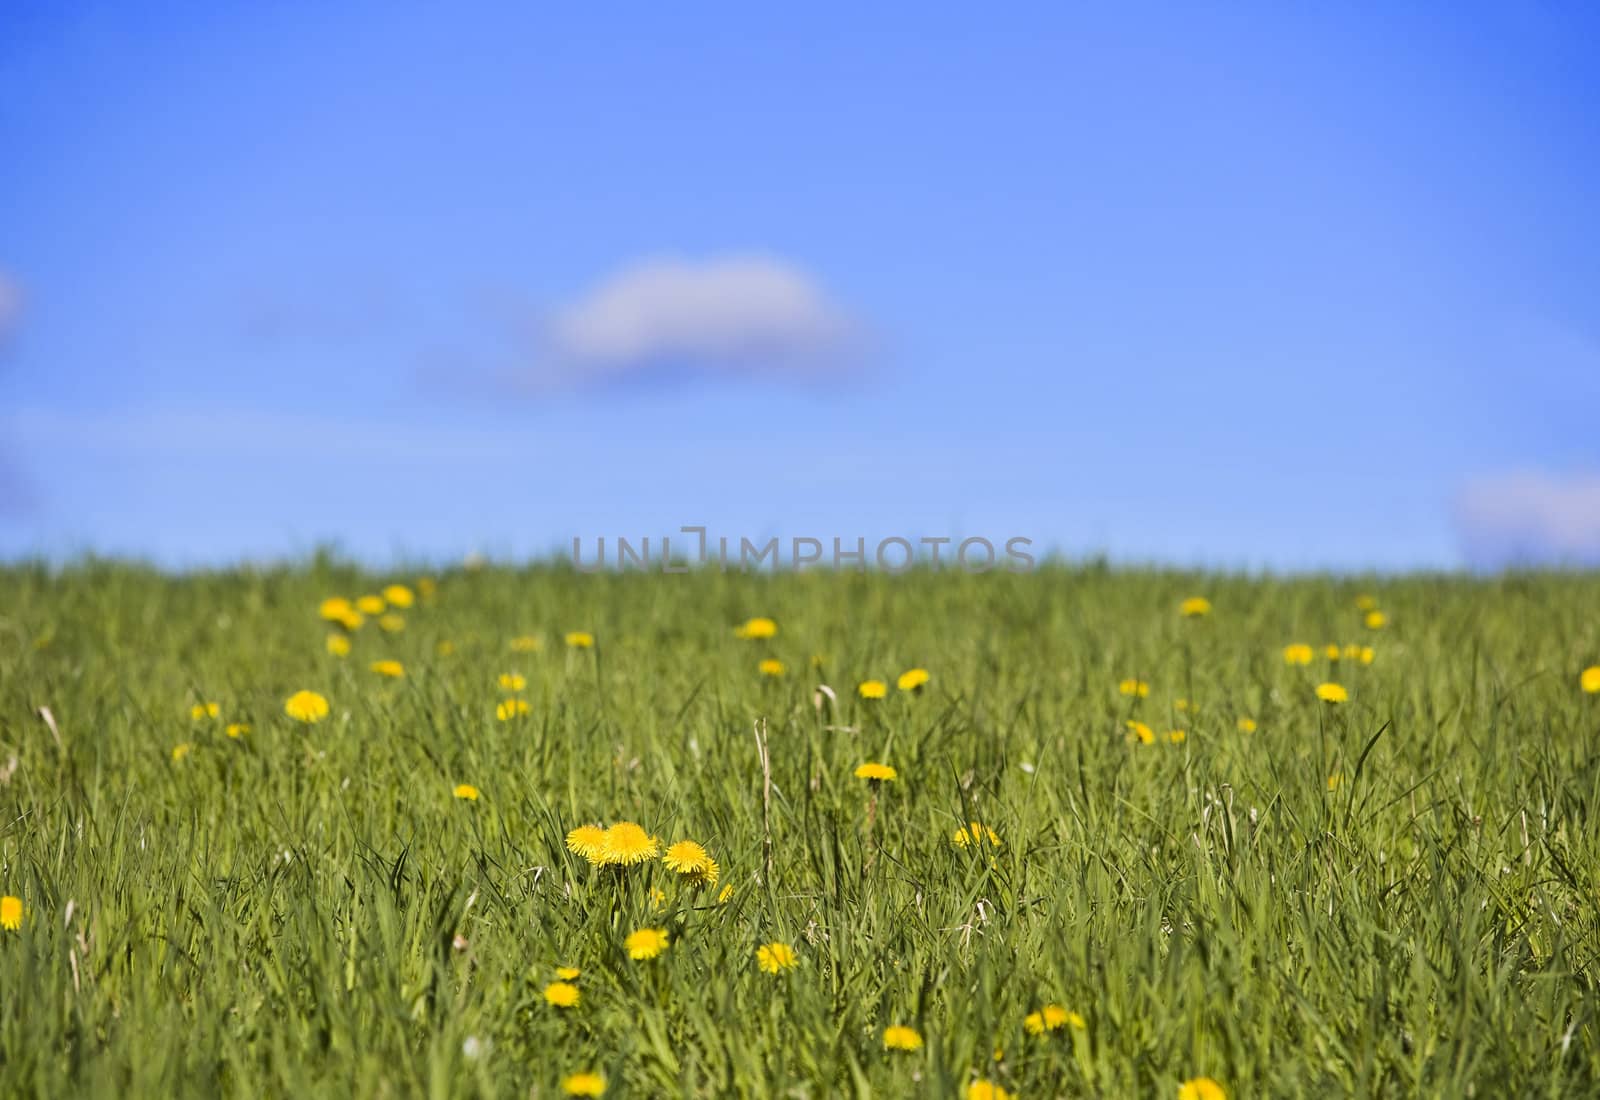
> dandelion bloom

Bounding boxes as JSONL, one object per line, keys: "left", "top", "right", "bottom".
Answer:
{"left": 190, "top": 701, "right": 220, "bottom": 720}
{"left": 510, "top": 635, "right": 542, "bottom": 653}
{"left": 883, "top": 1025, "right": 924, "bottom": 1051}
{"left": 858, "top": 680, "right": 888, "bottom": 700}
{"left": 319, "top": 596, "right": 354, "bottom": 622}
{"left": 1358, "top": 646, "right": 1375, "bottom": 665}
{"left": 453, "top": 784, "right": 480, "bottom": 801}
{"left": 0, "top": 896, "right": 21, "bottom": 930}
{"left": 600, "top": 822, "right": 660, "bottom": 865}
{"left": 543, "top": 981, "right": 579, "bottom": 1008}
{"left": 1581, "top": 666, "right": 1600, "bottom": 694}
{"left": 1364, "top": 610, "right": 1387, "bottom": 630}
{"left": 565, "top": 631, "right": 595, "bottom": 649}
{"left": 1126, "top": 720, "right": 1155, "bottom": 745}
{"left": 565, "top": 825, "right": 607, "bottom": 863}
{"left": 1178, "top": 1078, "right": 1227, "bottom": 1100}
{"left": 662, "top": 840, "right": 719, "bottom": 885}
{"left": 953, "top": 821, "right": 1001, "bottom": 849}
{"left": 382, "top": 584, "right": 415, "bottom": 608}
{"left": 225, "top": 723, "right": 251, "bottom": 739}
{"left": 734, "top": 616, "right": 778, "bottom": 639}
{"left": 1315, "top": 682, "right": 1348, "bottom": 704}
{"left": 854, "top": 762, "right": 897, "bottom": 782}
{"left": 356, "top": 594, "right": 386, "bottom": 615}
{"left": 369, "top": 659, "right": 404, "bottom": 678}
{"left": 326, "top": 633, "right": 351, "bottom": 657}
{"left": 625, "top": 927, "right": 670, "bottom": 960}
{"left": 897, "top": 668, "right": 930, "bottom": 692}
{"left": 496, "top": 698, "right": 530, "bottom": 720}
{"left": 555, "top": 965, "right": 580, "bottom": 981}
{"left": 378, "top": 613, "right": 405, "bottom": 633}
{"left": 716, "top": 883, "right": 734, "bottom": 905}
{"left": 1327, "top": 772, "right": 1343, "bottom": 791}
{"left": 561, "top": 1072, "right": 606, "bottom": 1097}
{"left": 1166, "top": 729, "right": 1186, "bottom": 744}
{"left": 757, "top": 941, "right": 798, "bottom": 974}
{"left": 1323, "top": 644, "right": 1342, "bottom": 661}
{"left": 1282, "top": 643, "right": 1313, "bottom": 666}
{"left": 284, "top": 690, "right": 330, "bottom": 723}
{"left": 967, "top": 1081, "right": 1012, "bottom": 1100}
{"left": 1236, "top": 717, "right": 1257, "bottom": 734}
{"left": 498, "top": 672, "right": 527, "bottom": 692}
{"left": 171, "top": 742, "right": 192, "bottom": 762}
{"left": 1118, "top": 678, "right": 1149, "bottom": 697}
{"left": 759, "top": 658, "right": 786, "bottom": 677}
{"left": 1179, "top": 596, "right": 1211, "bottom": 618}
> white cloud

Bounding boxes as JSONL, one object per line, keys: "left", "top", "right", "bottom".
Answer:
{"left": 525, "top": 255, "right": 861, "bottom": 386}
{"left": 1455, "top": 471, "right": 1600, "bottom": 568}
{"left": 0, "top": 270, "right": 22, "bottom": 339}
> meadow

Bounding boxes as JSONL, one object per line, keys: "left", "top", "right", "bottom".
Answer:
{"left": 2, "top": 560, "right": 1599, "bottom": 1098}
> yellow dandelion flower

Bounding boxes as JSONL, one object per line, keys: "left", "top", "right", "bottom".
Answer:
{"left": 897, "top": 668, "right": 930, "bottom": 692}
{"left": 758, "top": 658, "right": 786, "bottom": 677}
{"left": 716, "top": 883, "right": 734, "bottom": 905}
{"left": 625, "top": 926, "right": 669, "bottom": 960}
{"left": 498, "top": 672, "right": 527, "bottom": 692}
{"left": 543, "top": 981, "right": 579, "bottom": 1008}
{"left": 1364, "top": 610, "right": 1387, "bottom": 630}
{"left": 883, "top": 1025, "right": 924, "bottom": 1051}
{"left": 370, "top": 659, "right": 404, "bottom": 678}
{"left": 190, "top": 701, "right": 220, "bottom": 720}
{"left": 1324, "top": 644, "right": 1342, "bottom": 661}
{"left": 1126, "top": 720, "right": 1155, "bottom": 745}
{"left": 171, "top": 742, "right": 193, "bottom": 763}
{"left": 326, "top": 633, "right": 351, "bottom": 657}
{"left": 1283, "top": 643, "right": 1313, "bottom": 666}
{"left": 319, "top": 596, "right": 354, "bottom": 622}
{"left": 599, "top": 822, "right": 660, "bottom": 865}
{"left": 284, "top": 690, "right": 330, "bottom": 723}
{"left": 1327, "top": 772, "right": 1343, "bottom": 791}
{"left": 1041, "top": 1004, "right": 1081, "bottom": 1030}
{"left": 496, "top": 698, "right": 530, "bottom": 720}
{"left": 453, "top": 784, "right": 479, "bottom": 801}
{"left": 336, "top": 608, "right": 365, "bottom": 631}
{"left": 561, "top": 1071, "right": 606, "bottom": 1097}
{"left": 953, "top": 821, "right": 1001, "bottom": 849}
{"left": 854, "top": 761, "right": 897, "bottom": 782}
{"left": 565, "top": 825, "right": 607, "bottom": 863}
{"left": 0, "top": 896, "right": 21, "bottom": 931}
{"left": 1118, "top": 678, "right": 1149, "bottom": 697}
{"left": 1166, "top": 729, "right": 1186, "bottom": 744}
{"left": 356, "top": 594, "right": 386, "bottom": 615}
{"left": 555, "top": 966, "right": 580, "bottom": 981}
{"left": 1580, "top": 666, "right": 1600, "bottom": 694}
{"left": 565, "top": 631, "right": 595, "bottom": 649}
{"left": 225, "top": 723, "right": 251, "bottom": 739}
{"left": 1315, "top": 682, "right": 1348, "bottom": 704}
{"left": 1358, "top": 646, "right": 1375, "bottom": 665}
{"left": 1343, "top": 644, "right": 1364, "bottom": 661}
{"left": 378, "top": 613, "right": 405, "bottom": 633}
{"left": 1179, "top": 596, "right": 1211, "bottom": 618}
{"left": 662, "top": 840, "right": 719, "bottom": 885}
{"left": 1179, "top": 1077, "right": 1227, "bottom": 1100}
{"left": 858, "top": 680, "right": 888, "bottom": 699}
{"left": 734, "top": 616, "right": 778, "bottom": 639}
{"left": 510, "top": 635, "right": 542, "bottom": 653}
{"left": 756, "top": 941, "right": 798, "bottom": 974}
{"left": 382, "top": 584, "right": 414, "bottom": 608}
{"left": 1236, "top": 717, "right": 1257, "bottom": 733}
{"left": 967, "top": 1080, "right": 1012, "bottom": 1100}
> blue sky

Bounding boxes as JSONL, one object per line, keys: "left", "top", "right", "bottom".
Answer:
{"left": 2, "top": 2, "right": 1598, "bottom": 570}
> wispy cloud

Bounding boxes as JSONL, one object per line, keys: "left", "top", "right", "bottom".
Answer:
{"left": 512, "top": 255, "right": 864, "bottom": 389}
{"left": 1455, "top": 471, "right": 1600, "bottom": 568}
{"left": 0, "top": 269, "right": 22, "bottom": 343}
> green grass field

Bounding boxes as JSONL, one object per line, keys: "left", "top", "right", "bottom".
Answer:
{"left": 3, "top": 561, "right": 1599, "bottom": 1098}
